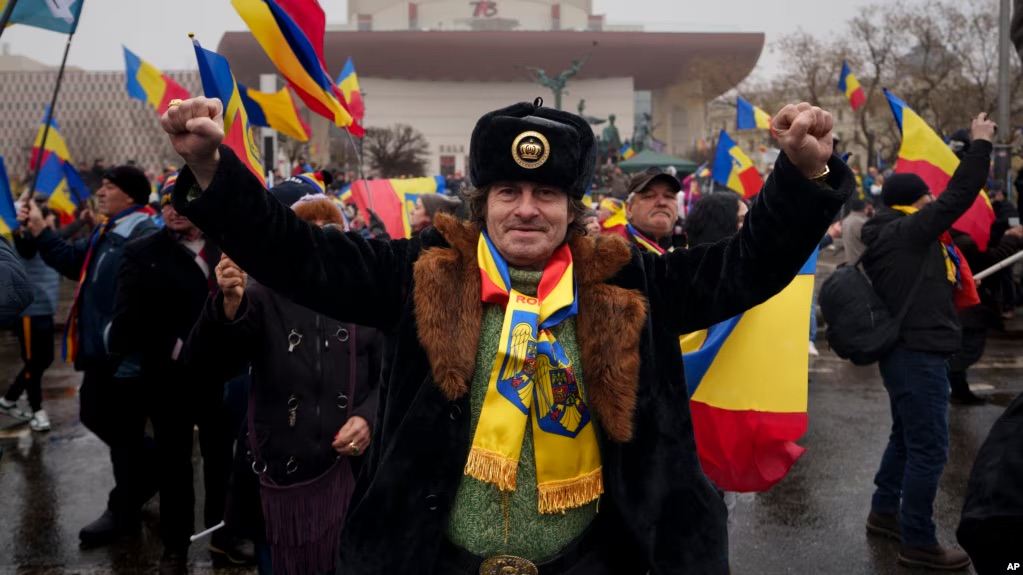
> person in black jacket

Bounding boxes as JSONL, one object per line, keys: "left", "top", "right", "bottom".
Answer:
{"left": 948, "top": 225, "right": 1023, "bottom": 404}
{"left": 17, "top": 165, "right": 159, "bottom": 546}
{"left": 108, "top": 177, "right": 248, "bottom": 575}
{"left": 162, "top": 96, "right": 849, "bottom": 574}
{"left": 184, "top": 192, "right": 380, "bottom": 575}
{"left": 859, "top": 113, "right": 997, "bottom": 571}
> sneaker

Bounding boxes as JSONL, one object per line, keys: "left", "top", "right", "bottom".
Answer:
{"left": 29, "top": 410, "right": 51, "bottom": 432}
{"left": 808, "top": 341, "right": 820, "bottom": 357}
{"left": 0, "top": 398, "right": 31, "bottom": 420}
{"left": 897, "top": 544, "right": 971, "bottom": 571}
{"left": 209, "top": 531, "right": 255, "bottom": 565}
{"left": 866, "top": 510, "right": 901, "bottom": 541}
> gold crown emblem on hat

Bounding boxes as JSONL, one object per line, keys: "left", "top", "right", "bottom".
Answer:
{"left": 511, "top": 131, "right": 550, "bottom": 170}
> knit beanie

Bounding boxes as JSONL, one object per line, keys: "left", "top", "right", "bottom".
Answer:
{"left": 882, "top": 173, "right": 930, "bottom": 207}
{"left": 104, "top": 165, "right": 152, "bottom": 207}
{"left": 421, "top": 194, "right": 462, "bottom": 219}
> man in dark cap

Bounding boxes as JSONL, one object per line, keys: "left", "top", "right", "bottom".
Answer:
{"left": 859, "top": 113, "right": 997, "bottom": 571}
{"left": 619, "top": 167, "right": 686, "bottom": 252}
{"left": 161, "top": 96, "right": 850, "bottom": 574}
{"left": 17, "top": 164, "right": 159, "bottom": 546}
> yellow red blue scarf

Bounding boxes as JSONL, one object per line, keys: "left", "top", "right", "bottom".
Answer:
{"left": 466, "top": 232, "right": 602, "bottom": 514}
{"left": 626, "top": 222, "right": 666, "bottom": 254}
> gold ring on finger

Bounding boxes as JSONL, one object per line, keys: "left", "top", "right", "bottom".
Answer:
{"left": 168, "top": 99, "right": 183, "bottom": 108}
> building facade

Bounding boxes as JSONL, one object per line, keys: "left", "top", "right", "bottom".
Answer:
{"left": 0, "top": 53, "right": 200, "bottom": 182}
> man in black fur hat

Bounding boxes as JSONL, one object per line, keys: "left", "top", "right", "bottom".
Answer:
{"left": 160, "top": 96, "right": 851, "bottom": 574}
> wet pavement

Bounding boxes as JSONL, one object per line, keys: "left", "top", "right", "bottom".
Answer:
{"left": 1, "top": 273, "right": 1020, "bottom": 574}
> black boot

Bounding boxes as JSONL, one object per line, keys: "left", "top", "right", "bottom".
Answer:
{"left": 78, "top": 509, "right": 140, "bottom": 548}
{"left": 949, "top": 371, "right": 985, "bottom": 405}
{"left": 209, "top": 530, "right": 256, "bottom": 565}
{"left": 159, "top": 547, "right": 189, "bottom": 575}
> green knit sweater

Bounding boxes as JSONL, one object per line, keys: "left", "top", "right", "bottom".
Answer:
{"left": 445, "top": 269, "right": 599, "bottom": 561}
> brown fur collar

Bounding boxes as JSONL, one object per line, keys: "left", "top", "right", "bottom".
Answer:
{"left": 412, "top": 213, "right": 646, "bottom": 442}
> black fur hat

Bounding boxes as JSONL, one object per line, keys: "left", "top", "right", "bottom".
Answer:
{"left": 469, "top": 98, "right": 596, "bottom": 198}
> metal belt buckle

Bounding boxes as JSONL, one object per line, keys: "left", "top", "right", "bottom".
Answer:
{"left": 478, "top": 555, "right": 538, "bottom": 575}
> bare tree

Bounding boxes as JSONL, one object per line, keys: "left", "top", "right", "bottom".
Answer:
{"left": 364, "top": 124, "right": 430, "bottom": 178}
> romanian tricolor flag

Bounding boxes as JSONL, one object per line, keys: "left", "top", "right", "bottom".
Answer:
{"left": 736, "top": 96, "right": 772, "bottom": 130}
{"left": 123, "top": 47, "right": 192, "bottom": 115}
{"left": 336, "top": 57, "right": 365, "bottom": 121}
{"left": 29, "top": 107, "right": 70, "bottom": 171}
{"left": 838, "top": 61, "right": 866, "bottom": 111}
{"left": 619, "top": 143, "right": 636, "bottom": 160}
{"left": 348, "top": 176, "right": 446, "bottom": 238}
{"left": 0, "top": 157, "right": 17, "bottom": 240}
{"left": 232, "top": 0, "right": 360, "bottom": 135}
{"left": 599, "top": 198, "right": 628, "bottom": 236}
{"left": 884, "top": 89, "right": 996, "bottom": 251}
{"left": 192, "top": 37, "right": 266, "bottom": 187}
{"left": 682, "top": 251, "right": 817, "bottom": 492}
{"left": 238, "top": 84, "right": 311, "bottom": 142}
{"left": 712, "top": 130, "right": 763, "bottom": 199}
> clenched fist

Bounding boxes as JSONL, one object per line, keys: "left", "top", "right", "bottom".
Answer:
{"left": 773, "top": 103, "right": 834, "bottom": 180}
{"left": 161, "top": 97, "right": 224, "bottom": 190}
{"left": 215, "top": 254, "right": 247, "bottom": 321}
{"left": 970, "top": 112, "right": 997, "bottom": 143}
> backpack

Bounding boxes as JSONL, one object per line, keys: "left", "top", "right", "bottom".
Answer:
{"left": 818, "top": 253, "right": 924, "bottom": 366}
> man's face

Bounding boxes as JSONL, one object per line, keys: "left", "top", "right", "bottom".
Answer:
{"left": 736, "top": 200, "right": 749, "bottom": 231}
{"left": 868, "top": 167, "right": 878, "bottom": 177}
{"left": 162, "top": 204, "right": 198, "bottom": 234}
{"left": 486, "top": 182, "right": 569, "bottom": 270}
{"left": 96, "top": 179, "right": 135, "bottom": 217}
{"left": 627, "top": 181, "right": 678, "bottom": 240}
{"left": 597, "top": 206, "right": 612, "bottom": 221}
{"left": 411, "top": 198, "right": 430, "bottom": 231}
{"left": 583, "top": 216, "right": 601, "bottom": 235}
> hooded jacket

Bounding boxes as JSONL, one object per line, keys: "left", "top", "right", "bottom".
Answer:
{"left": 172, "top": 145, "right": 851, "bottom": 574}
{"left": 860, "top": 140, "right": 993, "bottom": 355}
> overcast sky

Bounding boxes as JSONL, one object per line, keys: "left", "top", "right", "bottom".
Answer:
{"left": 0, "top": 0, "right": 868, "bottom": 80}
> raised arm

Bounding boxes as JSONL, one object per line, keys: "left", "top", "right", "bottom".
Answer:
{"left": 654, "top": 103, "right": 852, "bottom": 333}
{"left": 892, "top": 115, "right": 997, "bottom": 246}
{"left": 17, "top": 194, "right": 87, "bottom": 280}
{"left": 163, "top": 98, "right": 411, "bottom": 329}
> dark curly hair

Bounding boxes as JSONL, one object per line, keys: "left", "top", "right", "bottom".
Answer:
{"left": 462, "top": 186, "right": 589, "bottom": 239}
{"left": 684, "top": 191, "right": 745, "bottom": 247}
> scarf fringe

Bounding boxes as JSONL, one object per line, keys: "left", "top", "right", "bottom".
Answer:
{"left": 464, "top": 446, "right": 518, "bottom": 491}
{"left": 537, "top": 467, "right": 604, "bottom": 514}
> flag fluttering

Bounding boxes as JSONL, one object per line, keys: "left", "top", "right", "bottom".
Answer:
{"left": 238, "top": 84, "right": 311, "bottom": 142}
{"left": 712, "top": 130, "right": 763, "bottom": 198}
{"left": 347, "top": 176, "right": 446, "bottom": 238}
{"left": 884, "top": 89, "right": 995, "bottom": 251}
{"left": 619, "top": 143, "right": 636, "bottom": 160}
{"left": 336, "top": 57, "right": 364, "bottom": 121}
{"left": 736, "top": 97, "right": 772, "bottom": 130}
{"left": 682, "top": 252, "right": 817, "bottom": 492}
{"left": 0, "top": 0, "right": 84, "bottom": 34}
{"left": 192, "top": 37, "right": 266, "bottom": 187}
{"left": 30, "top": 107, "right": 70, "bottom": 171}
{"left": 232, "top": 0, "right": 360, "bottom": 134}
{"left": 123, "top": 47, "right": 192, "bottom": 114}
{"left": 838, "top": 61, "right": 866, "bottom": 111}
{"left": 0, "top": 157, "right": 17, "bottom": 240}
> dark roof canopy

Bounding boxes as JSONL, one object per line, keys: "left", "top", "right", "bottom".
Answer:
{"left": 218, "top": 29, "right": 763, "bottom": 96}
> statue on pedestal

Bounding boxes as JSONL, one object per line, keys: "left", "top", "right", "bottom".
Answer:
{"left": 524, "top": 54, "right": 589, "bottom": 111}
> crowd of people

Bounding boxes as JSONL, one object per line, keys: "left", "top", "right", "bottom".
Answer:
{"left": 0, "top": 98, "right": 1020, "bottom": 575}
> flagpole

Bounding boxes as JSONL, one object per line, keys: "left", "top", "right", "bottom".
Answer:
{"left": 29, "top": 31, "right": 76, "bottom": 200}
{"left": 345, "top": 128, "right": 374, "bottom": 212}
{"left": 0, "top": 0, "right": 19, "bottom": 41}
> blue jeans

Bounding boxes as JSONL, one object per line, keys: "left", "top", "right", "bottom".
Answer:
{"left": 871, "top": 348, "right": 950, "bottom": 547}
{"left": 809, "top": 294, "right": 818, "bottom": 343}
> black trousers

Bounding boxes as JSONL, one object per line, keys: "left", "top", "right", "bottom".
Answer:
{"left": 6, "top": 316, "right": 55, "bottom": 412}
{"left": 151, "top": 373, "right": 236, "bottom": 550}
{"left": 79, "top": 370, "right": 159, "bottom": 520}
{"left": 949, "top": 326, "right": 988, "bottom": 397}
